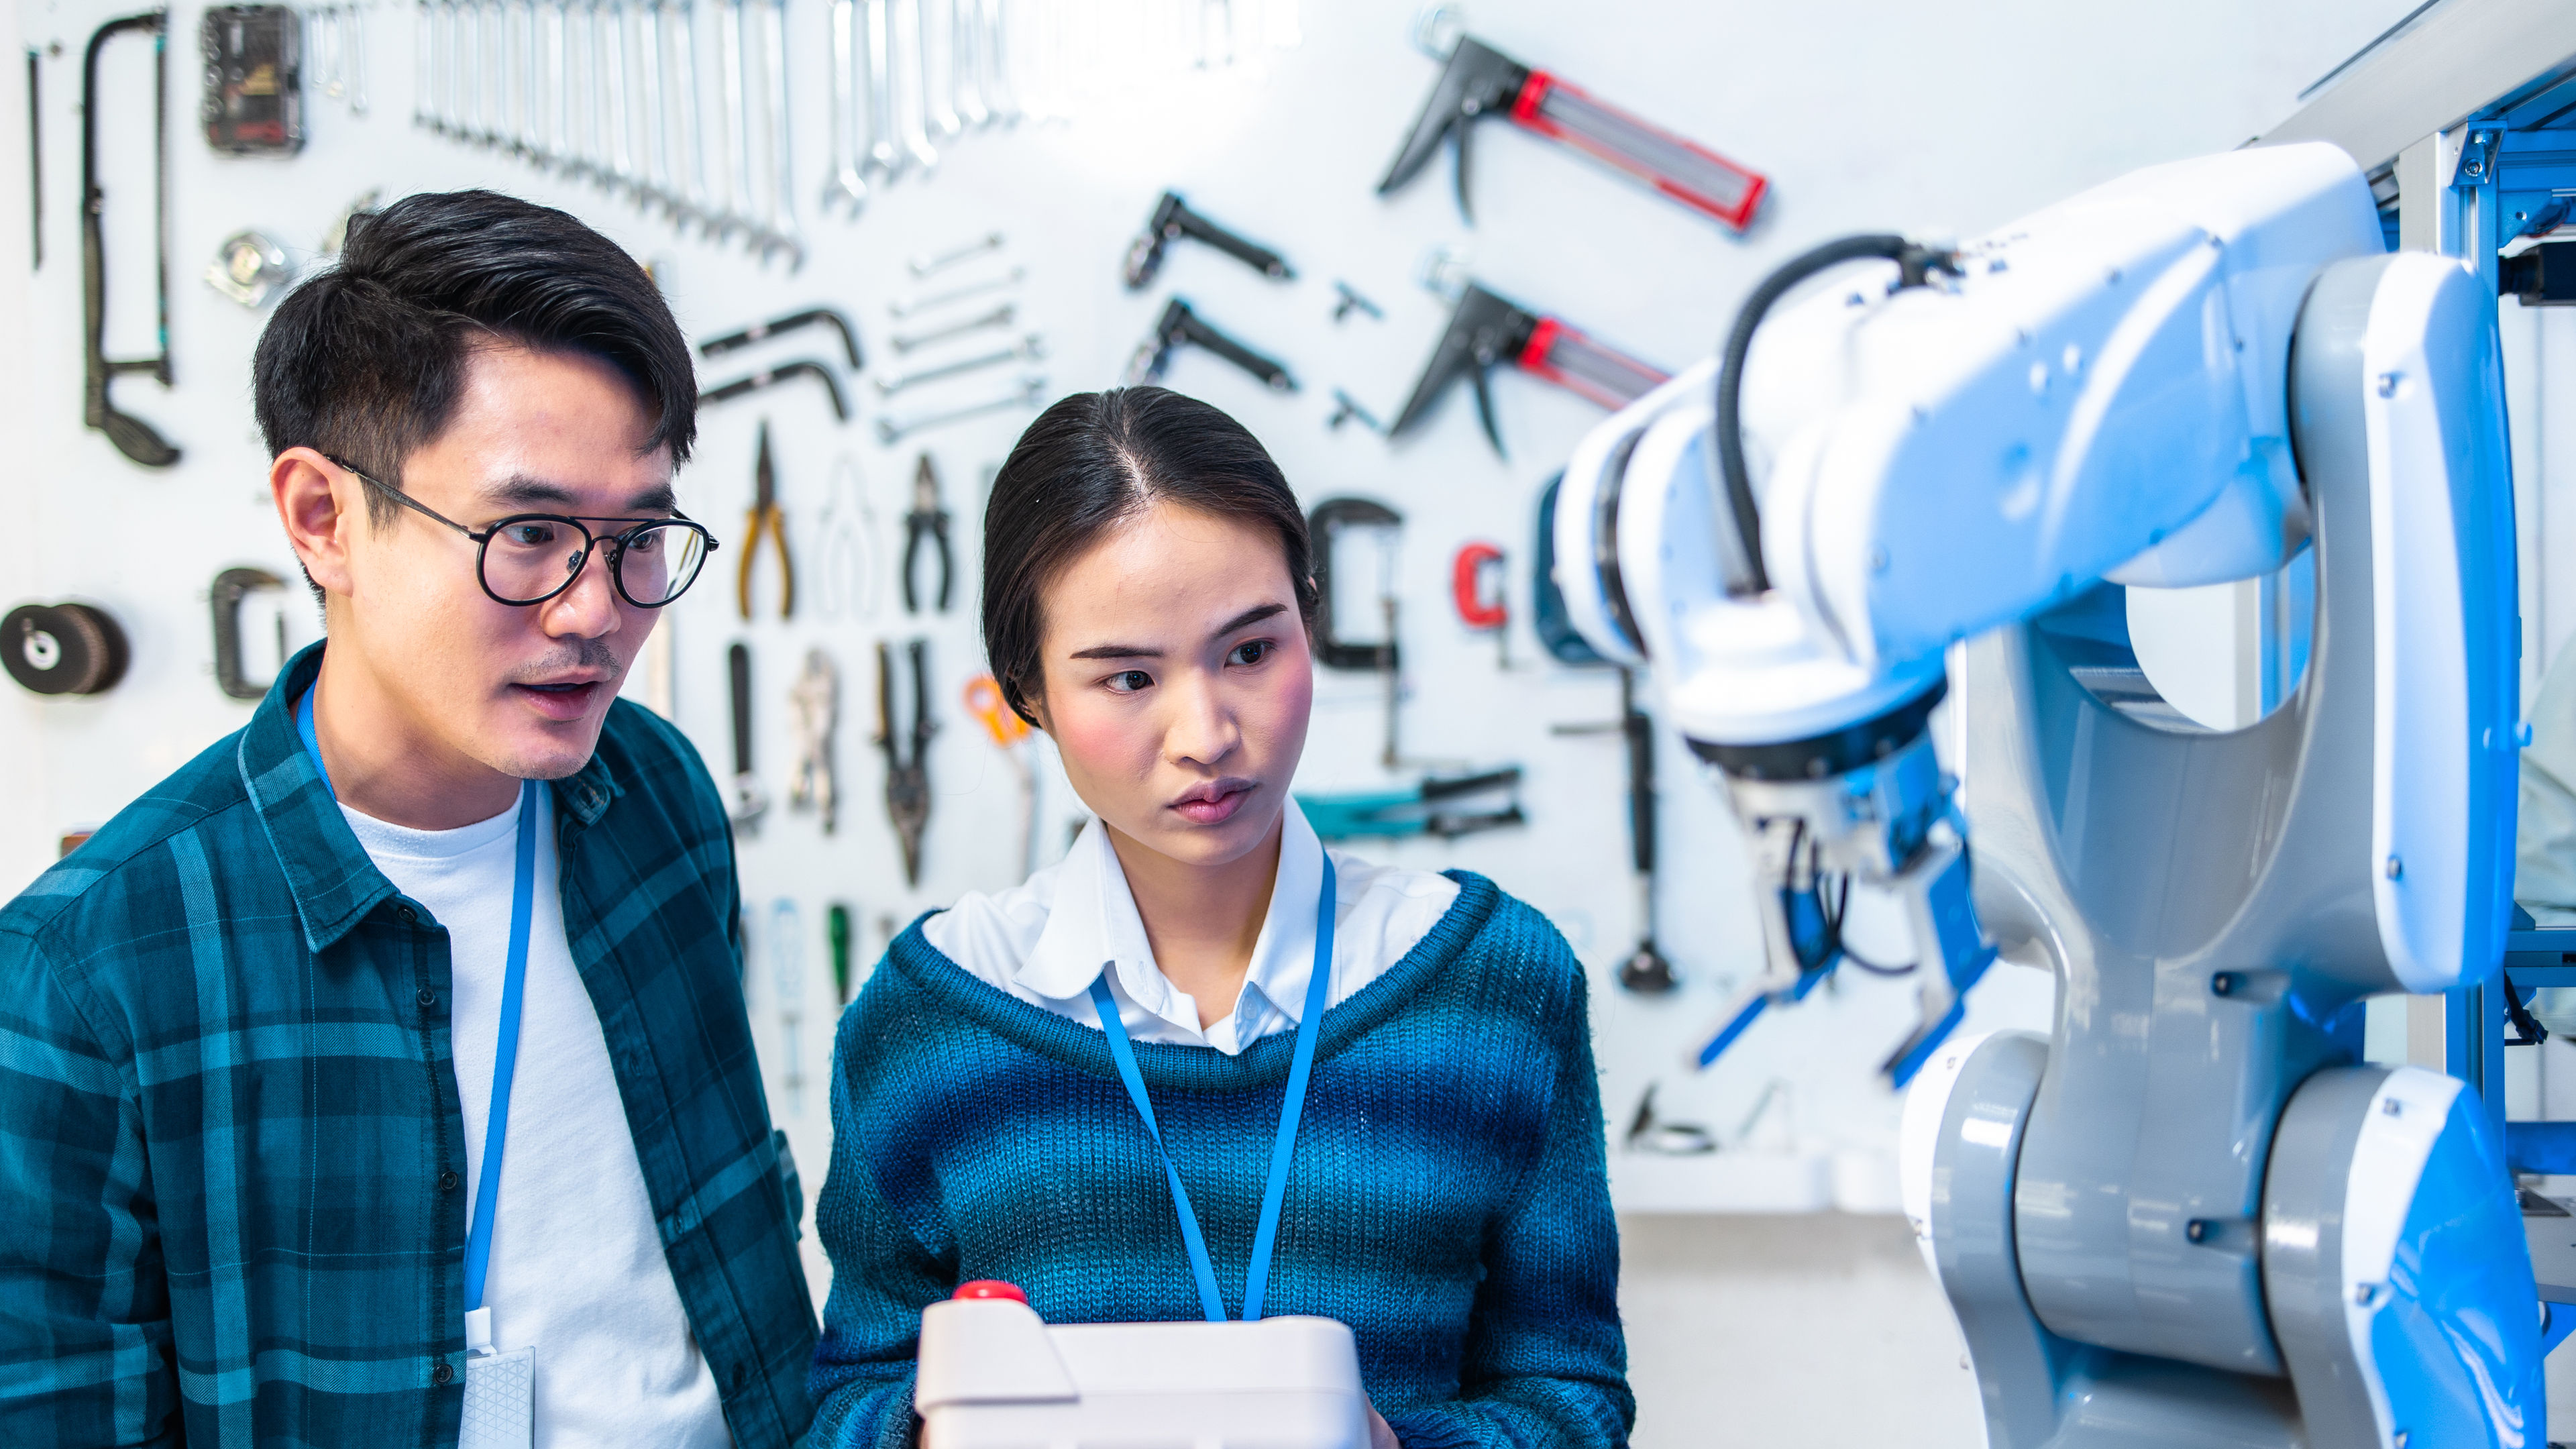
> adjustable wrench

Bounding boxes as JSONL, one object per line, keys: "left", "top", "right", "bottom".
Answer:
{"left": 822, "top": 0, "right": 867, "bottom": 215}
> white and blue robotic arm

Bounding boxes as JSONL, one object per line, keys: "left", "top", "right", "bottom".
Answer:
{"left": 1554, "top": 140, "right": 2505, "bottom": 1081}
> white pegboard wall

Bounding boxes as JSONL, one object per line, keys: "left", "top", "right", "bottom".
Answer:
{"left": 0, "top": 0, "right": 2438, "bottom": 1254}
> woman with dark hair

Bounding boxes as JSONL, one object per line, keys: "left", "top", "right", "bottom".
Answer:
{"left": 807, "top": 387, "right": 1631, "bottom": 1449}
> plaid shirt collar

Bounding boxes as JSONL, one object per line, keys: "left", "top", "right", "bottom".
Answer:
{"left": 241, "top": 643, "right": 623, "bottom": 953}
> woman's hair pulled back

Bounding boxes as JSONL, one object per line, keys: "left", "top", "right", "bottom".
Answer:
{"left": 981, "top": 386, "right": 1316, "bottom": 725}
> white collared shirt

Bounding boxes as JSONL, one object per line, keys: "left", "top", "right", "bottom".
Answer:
{"left": 921, "top": 800, "right": 1460, "bottom": 1055}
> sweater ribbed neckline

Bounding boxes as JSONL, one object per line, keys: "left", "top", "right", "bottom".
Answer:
{"left": 881, "top": 869, "right": 1501, "bottom": 1093}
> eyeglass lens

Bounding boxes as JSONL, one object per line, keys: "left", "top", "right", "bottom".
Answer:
{"left": 482, "top": 519, "right": 709, "bottom": 606}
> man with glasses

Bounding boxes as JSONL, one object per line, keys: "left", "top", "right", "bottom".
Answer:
{"left": 0, "top": 191, "right": 814, "bottom": 1447}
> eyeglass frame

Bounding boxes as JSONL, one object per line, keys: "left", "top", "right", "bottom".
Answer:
{"left": 323, "top": 455, "right": 720, "bottom": 610}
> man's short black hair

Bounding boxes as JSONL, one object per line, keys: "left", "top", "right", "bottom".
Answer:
{"left": 254, "top": 189, "right": 696, "bottom": 531}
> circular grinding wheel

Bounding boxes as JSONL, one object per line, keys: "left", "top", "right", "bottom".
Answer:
{"left": 3, "top": 602, "right": 130, "bottom": 696}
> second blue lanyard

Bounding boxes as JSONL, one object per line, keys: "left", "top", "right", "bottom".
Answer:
{"left": 1088, "top": 855, "right": 1337, "bottom": 1324}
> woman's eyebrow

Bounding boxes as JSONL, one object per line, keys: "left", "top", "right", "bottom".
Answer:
{"left": 1066, "top": 603, "right": 1287, "bottom": 661}
{"left": 1208, "top": 602, "right": 1288, "bottom": 639}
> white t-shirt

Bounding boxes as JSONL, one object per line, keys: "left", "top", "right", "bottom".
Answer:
{"left": 339, "top": 788, "right": 731, "bottom": 1449}
{"left": 922, "top": 799, "right": 1460, "bottom": 1053}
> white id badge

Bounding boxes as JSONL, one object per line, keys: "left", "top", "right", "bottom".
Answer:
{"left": 459, "top": 1346, "right": 535, "bottom": 1449}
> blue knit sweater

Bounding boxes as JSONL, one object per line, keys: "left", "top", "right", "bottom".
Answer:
{"left": 806, "top": 871, "right": 1631, "bottom": 1448}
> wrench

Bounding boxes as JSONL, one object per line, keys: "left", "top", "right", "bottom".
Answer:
{"left": 757, "top": 0, "right": 802, "bottom": 264}
{"left": 952, "top": 0, "right": 986, "bottom": 127}
{"left": 888, "top": 266, "right": 1023, "bottom": 317}
{"left": 873, "top": 333, "right": 1045, "bottom": 396}
{"left": 981, "top": 0, "right": 1018, "bottom": 123}
{"left": 415, "top": 0, "right": 436, "bottom": 129}
{"left": 347, "top": 1, "right": 370, "bottom": 116}
{"left": 665, "top": 0, "right": 715, "bottom": 227}
{"left": 922, "top": 0, "right": 959, "bottom": 137}
{"left": 875, "top": 375, "right": 1048, "bottom": 444}
{"left": 861, "top": 0, "right": 902, "bottom": 178}
{"left": 894, "top": 0, "right": 937, "bottom": 171}
{"left": 908, "top": 230, "right": 1002, "bottom": 276}
{"left": 633, "top": 0, "right": 676, "bottom": 209}
{"left": 889, "top": 303, "right": 1014, "bottom": 353}
{"left": 716, "top": 0, "right": 752, "bottom": 233}
{"left": 822, "top": 0, "right": 866, "bottom": 216}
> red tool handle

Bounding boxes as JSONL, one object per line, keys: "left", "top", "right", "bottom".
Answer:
{"left": 1518, "top": 317, "right": 1670, "bottom": 413}
{"left": 1511, "top": 71, "right": 1768, "bottom": 232}
{"left": 1452, "top": 543, "right": 1507, "bottom": 630}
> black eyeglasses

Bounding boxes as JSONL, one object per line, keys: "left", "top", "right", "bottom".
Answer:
{"left": 329, "top": 458, "right": 719, "bottom": 608}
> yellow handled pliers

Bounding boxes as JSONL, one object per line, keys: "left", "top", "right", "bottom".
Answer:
{"left": 738, "top": 421, "right": 796, "bottom": 620}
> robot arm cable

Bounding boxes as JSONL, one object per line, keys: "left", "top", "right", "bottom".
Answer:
{"left": 1714, "top": 233, "right": 1958, "bottom": 596}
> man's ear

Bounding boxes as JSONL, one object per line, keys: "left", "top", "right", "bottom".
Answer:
{"left": 272, "top": 447, "right": 365, "bottom": 601}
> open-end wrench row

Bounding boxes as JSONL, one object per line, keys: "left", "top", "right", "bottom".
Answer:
{"left": 411, "top": 0, "right": 805, "bottom": 266}
{"left": 820, "top": 0, "right": 1022, "bottom": 221}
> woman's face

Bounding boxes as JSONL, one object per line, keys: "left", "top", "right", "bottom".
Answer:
{"left": 1032, "top": 500, "right": 1314, "bottom": 872}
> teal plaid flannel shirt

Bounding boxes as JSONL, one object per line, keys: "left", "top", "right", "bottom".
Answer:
{"left": 0, "top": 644, "right": 817, "bottom": 1446}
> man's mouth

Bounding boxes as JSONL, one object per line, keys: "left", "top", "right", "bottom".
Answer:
{"left": 1169, "top": 778, "right": 1257, "bottom": 826}
{"left": 511, "top": 676, "right": 610, "bottom": 722}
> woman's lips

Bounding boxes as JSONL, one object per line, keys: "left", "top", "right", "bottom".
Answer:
{"left": 513, "top": 680, "right": 604, "bottom": 722}
{"left": 1171, "top": 782, "right": 1254, "bottom": 826}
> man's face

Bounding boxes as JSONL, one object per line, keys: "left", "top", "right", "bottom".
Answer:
{"left": 329, "top": 343, "right": 676, "bottom": 782}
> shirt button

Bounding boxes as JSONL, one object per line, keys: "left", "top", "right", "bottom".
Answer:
{"left": 417, "top": 987, "right": 437, "bottom": 1008}
{"left": 432, "top": 1362, "right": 454, "bottom": 1385}
{"left": 438, "top": 1171, "right": 460, "bottom": 1191}
{"left": 396, "top": 906, "right": 418, "bottom": 925}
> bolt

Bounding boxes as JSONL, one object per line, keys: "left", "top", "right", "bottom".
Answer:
{"left": 2386, "top": 853, "right": 2404, "bottom": 879}
{"left": 2383, "top": 1097, "right": 2403, "bottom": 1116}
{"left": 2355, "top": 1282, "right": 2377, "bottom": 1305}
{"left": 2186, "top": 1219, "right": 2210, "bottom": 1243}
{"left": 2377, "top": 372, "right": 2401, "bottom": 398}
{"left": 1870, "top": 546, "right": 1890, "bottom": 574}
{"left": 2211, "top": 971, "right": 2239, "bottom": 997}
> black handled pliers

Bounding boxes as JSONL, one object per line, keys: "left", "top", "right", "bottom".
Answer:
{"left": 903, "top": 453, "right": 953, "bottom": 614}
{"left": 878, "top": 639, "right": 936, "bottom": 886}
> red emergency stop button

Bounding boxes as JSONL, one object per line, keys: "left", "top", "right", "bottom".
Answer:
{"left": 953, "top": 1280, "right": 1027, "bottom": 1303}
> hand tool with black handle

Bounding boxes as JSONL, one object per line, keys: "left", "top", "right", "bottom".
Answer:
{"left": 877, "top": 638, "right": 935, "bottom": 886}
{"left": 1122, "top": 190, "right": 1293, "bottom": 289}
{"left": 83, "top": 10, "right": 182, "bottom": 468}
{"left": 705, "top": 359, "right": 849, "bottom": 421}
{"left": 728, "top": 640, "right": 769, "bottom": 833}
{"left": 737, "top": 421, "right": 796, "bottom": 619}
{"left": 700, "top": 306, "right": 865, "bottom": 370}
{"left": 1381, "top": 34, "right": 1768, "bottom": 231}
{"left": 902, "top": 453, "right": 952, "bottom": 614}
{"left": 1391, "top": 281, "right": 1666, "bottom": 458}
{"left": 1124, "top": 297, "right": 1295, "bottom": 392}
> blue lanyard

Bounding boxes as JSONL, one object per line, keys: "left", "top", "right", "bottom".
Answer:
{"left": 298, "top": 689, "right": 537, "bottom": 1321}
{"left": 1087, "top": 855, "right": 1336, "bottom": 1323}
